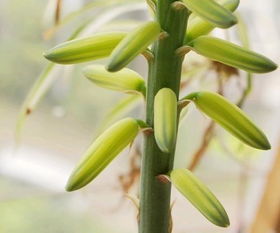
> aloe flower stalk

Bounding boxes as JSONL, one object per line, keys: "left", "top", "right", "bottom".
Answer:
{"left": 22, "top": 0, "right": 278, "bottom": 233}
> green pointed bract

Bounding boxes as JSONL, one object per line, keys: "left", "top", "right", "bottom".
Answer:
{"left": 154, "top": 88, "right": 178, "bottom": 153}
{"left": 66, "top": 118, "right": 140, "bottom": 191}
{"left": 186, "top": 0, "right": 240, "bottom": 42}
{"left": 183, "top": 91, "right": 271, "bottom": 150}
{"left": 44, "top": 32, "right": 127, "bottom": 64}
{"left": 182, "top": 0, "right": 237, "bottom": 29}
{"left": 171, "top": 169, "right": 230, "bottom": 227}
{"left": 188, "top": 36, "right": 278, "bottom": 73}
{"left": 83, "top": 65, "right": 146, "bottom": 95}
{"left": 107, "top": 21, "right": 161, "bottom": 72}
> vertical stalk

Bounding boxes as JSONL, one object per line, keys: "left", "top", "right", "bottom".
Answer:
{"left": 139, "top": 1, "right": 189, "bottom": 233}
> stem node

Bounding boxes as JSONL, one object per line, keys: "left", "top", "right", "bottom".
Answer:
{"left": 176, "top": 46, "right": 191, "bottom": 57}
{"left": 157, "top": 175, "right": 171, "bottom": 184}
{"left": 172, "top": 1, "right": 187, "bottom": 11}
{"left": 142, "top": 49, "right": 155, "bottom": 62}
{"left": 159, "top": 31, "right": 169, "bottom": 40}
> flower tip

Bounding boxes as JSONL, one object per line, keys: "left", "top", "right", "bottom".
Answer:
{"left": 256, "top": 59, "right": 277, "bottom": 73}
{"left": 106, "top": 63, "right": 118, "bottom": 73}
{"left": 43, "top": 51, "right": 50, "bottom": 59}
{"left": 65, "top": 179, "right": 76, "bottom": 192}
{"left": 209, "top": 208, "right": 230, "bottom": 227}
{"left": 65, "top": 184, "right": 74, "bottom": 192}
{"left": 269, "top": 61, "right": 278, "bottom": 72}
{"left": 65, "top": 179, "right": 80, "bottom": 192}
{"left": 230, "top": 16, "right": 238, "bottom": 26}
{"left": 220, "top": 14, "right": 238, "bottom": 28}
{"left": 218, "top": 217, "right": 230, "bottom": 228}
{"left": 256, "top": 135, "right": 271, "bottom": 150}
{"left": 262, "top": 141, "right": 271, "bottom": 150}
{"left": 43, "top": 49, "right": 55, "bottom": 62}
{"left": 65, "top": 173, "right": 85, "bottom": 192}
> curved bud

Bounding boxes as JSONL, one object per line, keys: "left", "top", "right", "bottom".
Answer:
{"left": 83, "top": 65, "right": 146, "bottom": 95}
{"left": 154, "top": 88, "right": 178, "bottom": 153}
{"left": 182, "top": 0, "right": 237, "bottom": 28}
{"left": 218, "top": 0, "right": 240, "bottom": 11}
{"left": 171, "top": 169, "right": 230, "bottom": 227}
{"left": 188, "top": 36, "right": 277, "bottom": 73}
{"left": 183, "top": 91, "right": 271, "bottom": 150}
{"left": 107, "top": 21, "right": 161, "bottom": 72}
{"left": 44, "top": 32, "right": 126, "bottom": 64}
{"left": 186, "top": 0, "right": 240, "bottom": 42}
{"left": 66, "top": 118, "right": 140, "bottom": 191}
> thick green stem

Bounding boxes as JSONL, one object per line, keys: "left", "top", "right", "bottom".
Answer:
{"left": 139, "top": 1, "right": 189, "bottom": 233}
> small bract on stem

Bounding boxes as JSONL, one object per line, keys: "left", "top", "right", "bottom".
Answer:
{"left": 18, "top": 0, "right": 278, "bottom": 232}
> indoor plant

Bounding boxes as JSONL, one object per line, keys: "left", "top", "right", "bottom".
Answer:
{"left": 19, "top": 0, "right": 277, "bottom": 232}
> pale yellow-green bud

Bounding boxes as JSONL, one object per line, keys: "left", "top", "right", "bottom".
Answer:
{"left": 154, "top": 88, "right": 178, "bottom": 153}
{"left": 83, "top": 65, "right": 146, "bottom": 95}
{"left": 186, "top": 0, "right": 240, "bottom": 42}
{"left": 44, "top": 32, "right": 126, "bottom": 64}
{"left": 188, "top": 36, "right": 277, "bottom": 73}
{"left": 66, "top": 118, "right": 140, "bottom": 191}
{"left": 182, "top": 0, "right": 237, "bottom": 29}
{"left": 183, "top": 91, "right": 271, "bottom": 150}
{"left": 171, "top": 169, "right": 230, "bottom": 227}
{"left": 107, "top": 21, "right": 161, "bottom": 72}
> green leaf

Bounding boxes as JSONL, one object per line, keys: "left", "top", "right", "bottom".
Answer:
{"left": 183, "top": 91, "right": 271, "bottom": 150}
{"left": 43, "top": 0, "right": 139, "bottom": 39}
{"left": 236, "top": 13, "right": 250, "bottom": 49}
{"left": 15, "top": 63, "right": 59, "bottom": 141}
{"left": 77, "top": 3, "right": 148, "bottom": 38}
{"left": 16, "top": 18, "right": 112, "bottom": 139}
{"left": 145, "top": 0, "right": 156, "bottom": 15}
{"left": 185, "top": 0, "right": 240, "bottom": 42}
{"left": 188, "top": 36, "right": 277, "bottom": 73}
{"left": 182, "top": 0, "right": 237, "bottom": 28}
{"left": 99, "top": 94, "right": 142, "bottom": 132}
{"left": 107, "top": 21, "right": 161, "bottom": 72}
{"left": 16, "top": 3, "right": 145, "bottom": 140}
{"left": 235, "top": 14, "right": 253, "bottom": 107}
{"left": 44, "top": 32, "right": 127, "bottom": 64}
{"left": 66, "top": 118, "right": 140, "bottom": 191}
{"left": 171, "top": 169, "right": 230, "bottom": 227}
{"left": 154, "top": 88, "right": 178, "bottom": 153}
{"left": 43, "top": 0, "right": 109, "bottom": 38}
{"left": 83, "top": 65, "right": 146, "bottom": 95}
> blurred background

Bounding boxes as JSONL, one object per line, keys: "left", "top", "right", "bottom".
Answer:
{"left": 0, "top": 0, "right": 279, "bottom": 232}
